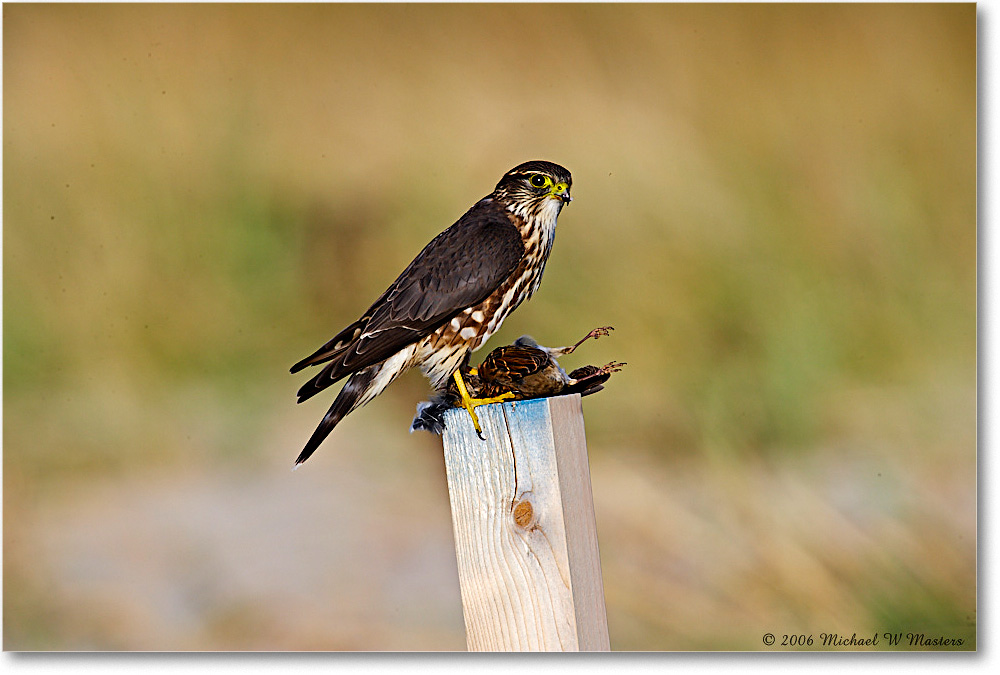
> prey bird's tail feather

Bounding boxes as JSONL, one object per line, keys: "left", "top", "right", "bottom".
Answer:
{"left": 294, "top": 366, "right": 378, "bottom": 466}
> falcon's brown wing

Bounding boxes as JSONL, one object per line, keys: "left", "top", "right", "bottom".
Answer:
{"left": 292, "top": 198, "right": 524, "bottom": 402}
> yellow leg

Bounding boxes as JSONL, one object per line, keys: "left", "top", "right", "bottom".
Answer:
{"left": 452, "top": 370, "right": 514, "bottom": 440}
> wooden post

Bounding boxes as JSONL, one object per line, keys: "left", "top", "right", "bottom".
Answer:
{"left": 441, "top": 393, "right": 611, "bottom": 651}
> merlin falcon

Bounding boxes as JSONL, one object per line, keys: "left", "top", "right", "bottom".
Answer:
{"left": 290, "top": 160, "right": 572, "bottom": 465}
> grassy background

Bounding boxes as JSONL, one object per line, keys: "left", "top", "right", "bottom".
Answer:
{"left": 3, "top": 3, "right": 975, "bottom": 650}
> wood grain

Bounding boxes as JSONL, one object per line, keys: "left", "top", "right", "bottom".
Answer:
{"left": 441, "top": 394, "right": 610, "bottom": 651}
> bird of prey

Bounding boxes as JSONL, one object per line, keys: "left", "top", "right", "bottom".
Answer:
{"left": 291, "top": 160, "right": 573, "bottom": 465}
{"left": 410, "top": 327, "right": 626, "bottom": 435}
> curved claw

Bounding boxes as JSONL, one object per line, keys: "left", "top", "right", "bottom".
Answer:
{"left": 567, "top": 325, "right": 615, "bottom": 353}
{"left": 452, "top": 370, "right": 515, "bottom": 441}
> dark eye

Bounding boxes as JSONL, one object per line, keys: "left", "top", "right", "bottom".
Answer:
{"left": 530, "top": 174, "right": 548, "bottom": 188}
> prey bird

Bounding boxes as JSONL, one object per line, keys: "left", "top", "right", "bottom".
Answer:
{"left": 411, "top": 327, "right": 626, "bottom": 435}
{"left": 291, "top": 161, "right": 572, "bottom": 465}
{"left": 477, "top": 327, "right": 623, "bottom": 399}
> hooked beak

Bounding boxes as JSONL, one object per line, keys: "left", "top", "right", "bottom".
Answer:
{"left": 552, "top": 182, "right": 572, "bottom": 204}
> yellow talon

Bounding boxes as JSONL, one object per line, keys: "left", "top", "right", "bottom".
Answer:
{"left": 452, "top": 370, "right": 514, "bottom": 440}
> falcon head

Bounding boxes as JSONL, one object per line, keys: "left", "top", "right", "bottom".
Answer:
{"left": 492, "top": 161, "right": 573, "bottom": 222}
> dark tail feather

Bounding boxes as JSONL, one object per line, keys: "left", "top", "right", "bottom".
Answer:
{"left": 564, "top": 365, "right": 613, "bottom": 397}
{"left": 296, "top": 360, "right": 343, "bottom": 403}
{"left": 294, "top": 367, "right": 377, "bottom": 466}
{"left": 290, "top": 317, "right": 367, "bottom": 374}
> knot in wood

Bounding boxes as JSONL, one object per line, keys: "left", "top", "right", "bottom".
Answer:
{"left": 512, "top": 498, "right": 535, "bottom": 529}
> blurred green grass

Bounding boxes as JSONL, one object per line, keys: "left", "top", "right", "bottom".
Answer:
{"left": 3, "top": 3, "right": 975, "bottom": 650}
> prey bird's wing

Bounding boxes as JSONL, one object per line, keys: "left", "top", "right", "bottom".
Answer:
{"left": 292, "top": 200, "right": 524, "bottom": 402}
{"left": 479, "top": 346, "right": 549, "bottom": 381}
